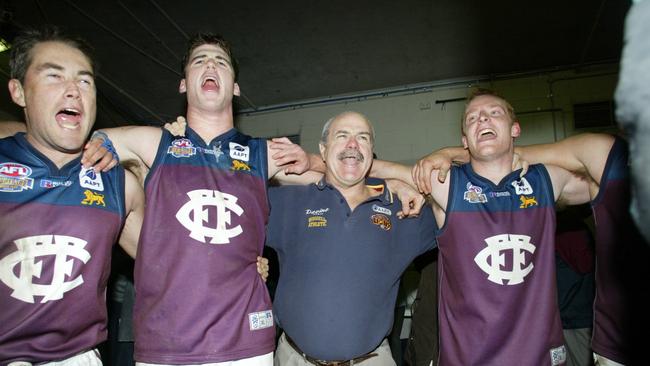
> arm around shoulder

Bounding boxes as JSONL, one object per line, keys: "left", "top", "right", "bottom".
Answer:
{"left": 89, "top": 125, "right": 163, "bottom": 169}
{"left": 370, "top": 159, "right": 415, "bottom": 187}
{"left": 516, "top": 133, "right": 614, "bottom": 184}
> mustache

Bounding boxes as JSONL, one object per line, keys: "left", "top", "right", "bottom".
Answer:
{"left": 337, "top": 148, "right": 364, "bottom": 162}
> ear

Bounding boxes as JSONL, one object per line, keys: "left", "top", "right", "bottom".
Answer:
{"left": 461, "top": 135, "right": 468, "bottom": 149}
{"left": 8, "top": 79, "right": 26, "bottom": 107}
{"left": 233, "top": 82, "right": 240, "bottom": 97}
{"left": 511, "top": 121, "right": 521, "bottom": 138}
{"left": 179, "top": 79, "right": 186, "bottom": 94}
{"left": 319, "top": 142, "right": 326, "bottom": 161}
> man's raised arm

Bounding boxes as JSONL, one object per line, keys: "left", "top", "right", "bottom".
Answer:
{"left": 546, "top": 165, "right": 594, "bottom": 207}
{"left": 411, "top": 147, "right": 468, "bottom": 194}
{"left": 515, "top": 133, "right": 614, "bottom": 186}
{"left": 82, "top": 125, "right": 163, "bottom": 172}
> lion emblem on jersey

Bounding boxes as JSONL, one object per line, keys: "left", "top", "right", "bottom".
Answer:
{"left": 519, "top": 195, "right": 538, "bottom": 208}
{"left": 81, "top": 190, "right": 105, "bottom": 207}
{"left": 231, "top": 160, "right": 251, "bottom": 171}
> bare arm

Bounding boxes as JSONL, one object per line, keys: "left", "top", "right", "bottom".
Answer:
{"left": 546, "top": 165, "right": 593, "bottom": 206}
{"left": 412, "top": 146, "right": 468, "bottom": 194}
{"left": 384, "top": 178, "right": 426, "bottom": 218}
{"left": 118, "top": 170, "right": 145, "bottom": 258}
{"left": 82, "top": 125, "right": 163, "bottom": 172}
{"left": 371, "top": 159, "right": 450, "bottom": 220}
{"left": 266, "top": 138, "right": 311, "bottom": 179}
{"left": 0, "top": 121, "right": 26, "bottom": 138}
{"left": 272, "top": 170, "right": 323, "bottom": 185}
{"left": 515, "top": 133, "right": 614, "bottom": 185}
{"left": 370, "top": 160, "right": 416, "bottom": 188}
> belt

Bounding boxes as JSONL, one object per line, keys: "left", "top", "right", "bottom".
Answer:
{"left": 284, "top": 334, "right": 378, "bottom": 366}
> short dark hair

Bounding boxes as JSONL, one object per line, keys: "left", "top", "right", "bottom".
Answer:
{"left": 9, "top": 25, "right": 96, "bottom": 84}
{"left": 181, "top": 33, "right": 239, "bottom": 81}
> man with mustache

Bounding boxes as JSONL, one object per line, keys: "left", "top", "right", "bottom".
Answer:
{"left": 266, "top": 111, "right": 438, "bottom": 366}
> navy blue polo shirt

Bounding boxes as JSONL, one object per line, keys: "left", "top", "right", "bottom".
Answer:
{"left": 267, "top": 178, "right": 438, "bottom": 360}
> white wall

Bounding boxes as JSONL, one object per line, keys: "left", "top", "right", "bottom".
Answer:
{"left": 236, "top": 65, "right": 619, "bottom": 165}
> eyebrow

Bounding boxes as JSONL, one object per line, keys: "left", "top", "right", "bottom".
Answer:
{"left": 465, "top": 103, "right": 505, "bottom": 114}
{"left": 78, "top": 70, "right": 95, "bottom": 78}
{"left": 334, "top": 129, "right": 371, "bottom": 136}
{"left": 190, "top": 54, "right": 232, "bottom": 65}
{"left": 36, "top": 62, "right": 94, "bottom": 78}
{"left": 36, "top": 62, "right": 64, "bottom": 72}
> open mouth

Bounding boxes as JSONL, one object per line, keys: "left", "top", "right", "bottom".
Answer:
{"left": 202, "top": 76, "right": 219, "bottom": 91}
{"left": 478, "top": 128, "right": 496, "bottom": 140}
{"left": 55, "top": 108, "right": 82, "bottom": 127}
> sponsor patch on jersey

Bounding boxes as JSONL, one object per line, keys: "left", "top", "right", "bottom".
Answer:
{"left": 0, "top": 234, "right": 90, "bottom": 303}
{"left": 167, "top": 138, "right": 197, "bottom": 158}
{"left": 308, "top": 216, "right": 327, "bottom": 228}
{"left": 0, "top": 162, "right": 34, "bottom": 192}
{"left": 231, "top": 160, "right": 251, "bottom": 171}
{"left": 40, "top": 179, "right": 73, "bottom": 189}
{"left": 249, "top": 310, "right": 274, "bottom": 331}
{"left": 229, "top": 142, "right": 250, "bottom": 161}
{"left": 519, "top": 195, "right": 538, "bottom": 208}
{"left": 372, "top": 204, "right": 392, "bottom": 216}
{"left": 489, "top": 191, "right": 510, "bottom": 198}
{"left": 79, "top": 167, "right": 104, "bottom": 191}
{"left": 81, "top": 189, "right": 106, "bottom": 207}
{"left": 305, "top": 208, "right": 329, "bottom": 215}
{"left": 549, "top": 345, "right": 567, "bottom": 366}
{"left": 200, "top": 141, "right": 223, "bottom": 161}
{"left": 463, "top": 182, "right": 487, "bottom": 203}
{"left": 371, "top": 214, "right": 392, "bottom": 231}
{"left": 512, "top": 177, "right": 533, "bottom": 195}
{"left": 474, "top": 234, "right": 536, "bottom": 285}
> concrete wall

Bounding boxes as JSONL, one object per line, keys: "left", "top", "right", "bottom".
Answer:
{"left": 235, "top": 65, "right": 619, "bottom": 165}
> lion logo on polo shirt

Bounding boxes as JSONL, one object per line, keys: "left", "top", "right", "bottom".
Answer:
{"left": 371, "top": 214, "right": 392, "bottom": 231}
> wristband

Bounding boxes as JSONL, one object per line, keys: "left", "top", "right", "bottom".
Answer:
{"left": 91, "top": 130, "right": 120, "bottom": 163}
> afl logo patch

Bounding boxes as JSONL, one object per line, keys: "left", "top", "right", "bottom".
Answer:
{"left": 167, "top": 138, "right": 197, "bottom": 158}
{"left": 0, "top": 162, "right": 34, "bottom": 192}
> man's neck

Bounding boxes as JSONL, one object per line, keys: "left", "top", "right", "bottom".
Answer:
{"left": 186, "top": 105, "right": 235, "bottom": 144}
{"left": 470, "top": 152, "right": 515, "bottom": 184}
{"left": 25, "top": 134, "right": 79, "bottom": 169}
